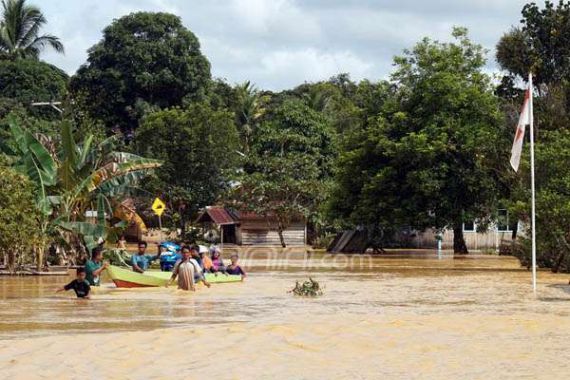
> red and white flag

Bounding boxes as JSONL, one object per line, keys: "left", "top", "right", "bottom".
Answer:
{"left": 510, "top": 75, "right": 533, "bottom": 172}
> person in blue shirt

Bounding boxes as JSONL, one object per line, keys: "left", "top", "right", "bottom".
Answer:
{"left": 131, "top": 241, "right": 160, "bottom": 273}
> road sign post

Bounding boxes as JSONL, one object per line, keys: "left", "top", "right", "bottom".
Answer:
{"left": 151, "top": 198, "right": 166, "bottom": 243}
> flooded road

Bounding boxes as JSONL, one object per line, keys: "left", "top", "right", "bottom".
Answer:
{"left": 1, "top": 250, "right": 570, "bottom": 379}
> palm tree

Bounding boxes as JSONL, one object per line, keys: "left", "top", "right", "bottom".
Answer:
{"left": 0, "top": 0, "right": 63, "bottom": 59}
{"left": 235, "top": 81, "right": 267, "bottom": 152}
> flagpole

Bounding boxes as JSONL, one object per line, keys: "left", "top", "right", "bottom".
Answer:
{"left": 528, "top": 72, "right": 537, "bottom": 293}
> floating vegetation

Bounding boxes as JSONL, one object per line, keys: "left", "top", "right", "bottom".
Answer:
{"left": 289, "top": 278, "right": 323, "bottom": 297}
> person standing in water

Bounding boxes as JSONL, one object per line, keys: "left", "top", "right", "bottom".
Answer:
{"left": 85, "top": 247, "right": 108, "bottom": 286}
{"left": 169, "top": 246, "right": 195, "bottom": 291}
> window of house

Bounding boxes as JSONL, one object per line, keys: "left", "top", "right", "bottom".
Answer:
{"left": 497, "top": 209, "right": 510, "bottom": 232}
{"left": 463, "top": 221, "right": 476, "bottom": 232}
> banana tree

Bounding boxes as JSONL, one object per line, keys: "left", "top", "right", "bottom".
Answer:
{"left": 5, "top": 118, "right": 162, "bottom": 268}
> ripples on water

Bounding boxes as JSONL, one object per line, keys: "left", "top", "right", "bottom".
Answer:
{"left": 1, "top": 250, "right": 569, "bottom": 340}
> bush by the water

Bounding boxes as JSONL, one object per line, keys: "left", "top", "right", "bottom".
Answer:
{"left": 289, "top": 278, "right": 323, "bottom": 297}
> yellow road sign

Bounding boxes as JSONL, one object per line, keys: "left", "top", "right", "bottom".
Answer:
{"left": 151, "top": 198, "right": 166, "bottom": 216}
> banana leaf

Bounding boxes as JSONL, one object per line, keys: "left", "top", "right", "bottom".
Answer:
{"left": 59, "top": 120, "right": 79, "bottom": 191}
{"left": 86, "top": 158, "right": 162, "bottom": 192}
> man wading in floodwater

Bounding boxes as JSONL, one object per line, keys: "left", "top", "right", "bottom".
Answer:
{"left": 168, "top": 246, "right": 196, "bottom": 291}
{"left": 131, "top": 241, "right": 160, "bottom": 273}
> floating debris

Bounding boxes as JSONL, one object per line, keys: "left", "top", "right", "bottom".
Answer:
{"left": 289, "top": 278, "right": 323, "bottom": 297}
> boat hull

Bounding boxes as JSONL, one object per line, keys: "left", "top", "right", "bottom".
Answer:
{"left": 107, "top": 265, "right": 242, "bottom": 288}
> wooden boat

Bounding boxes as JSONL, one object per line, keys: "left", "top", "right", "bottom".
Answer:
{"left": 107, "top": 265, "right": 242, "bottom": 288}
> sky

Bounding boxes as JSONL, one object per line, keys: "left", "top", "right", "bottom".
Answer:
{"left": 39, "top": 0, "right": 529, "bottom": 91}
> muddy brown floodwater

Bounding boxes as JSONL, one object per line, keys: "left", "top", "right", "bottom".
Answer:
{"left": 1, "top": 250, "right": 570, "bottom": 379}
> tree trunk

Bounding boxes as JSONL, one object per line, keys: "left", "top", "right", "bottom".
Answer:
{"left": 552, "top": 251, "right": 566, "bottom": 273}
{"left": 7, "top": 250, "right": 15, "bottom": 274}
{"left": 36, "top": 246, "right": 44, "bottom": 272}
{"left": 453, "top": 224, "right": 469, "bottom": 254}
{"left": 277, "top": 222, "right": 287, "bottom": 248}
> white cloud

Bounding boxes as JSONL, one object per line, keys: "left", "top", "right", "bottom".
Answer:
{"left": 256, "top": 48, "right": 373, "bottom": 88}
{"left": 37, "top": 0, "right": 530, "bottom": 90}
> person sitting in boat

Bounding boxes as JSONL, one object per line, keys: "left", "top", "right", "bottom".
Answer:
{"left": 56, "top": 267, "right": 91, "bottom": 299}
{"left": 85, "top": 247, "right": 109, "bottom": 286}
{"left": 131, "top": 241, "right": 160, "bottom": 273}
{"left": 226, "top": 254, "right": 247, "bottom": 279}
{"left": 189, "top": 245, "right": 211, "bottom": 287}
{"left": 168, "top": 246, "right": 195, "bottom": 291}
{"left": 200, "top": 248, "right": 213, "bottom": 273}
{"left": 210, "top": 246, "right": 226, "bottom": 273}
{"left": 116, "top": 235, "right": 127, "bottom": 251}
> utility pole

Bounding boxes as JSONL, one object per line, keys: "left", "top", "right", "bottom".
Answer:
{"left": 31, "top": 101, "right": 63, "bottom": 114}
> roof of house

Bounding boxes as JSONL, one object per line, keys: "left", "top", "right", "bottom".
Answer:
{"left": 195, "top": 207, "right": 238, "bottom": 225}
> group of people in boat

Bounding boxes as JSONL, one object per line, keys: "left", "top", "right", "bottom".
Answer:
{"left": 57, "top": 240, "right": 246, "bottom": 298}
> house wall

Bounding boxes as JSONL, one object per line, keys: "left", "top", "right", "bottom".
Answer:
{"left": 238, "top": 221, "right": 306, "bottom": 246}
{"left": 395, "top": 226, "right": 516, "bottom": 250}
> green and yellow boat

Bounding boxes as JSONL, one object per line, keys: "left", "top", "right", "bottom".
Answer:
{"left": 107, "top": 265, "right": 242, "bottom": 288}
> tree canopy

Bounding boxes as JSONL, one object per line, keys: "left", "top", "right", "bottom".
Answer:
{"left": 330, "top": 28, "right": 510, "bottom": 253}
{"left": 70, "top": 12, "right": 211, "bottom": 134}
{"left": 233, "top": 98, "right": 336, "bottom": 247}
{"left": 0, "top": 58, "right": 68, "bottom": 117}
{"left": 135, "top": 103, "right": 239, "bottom": 227}
{"left": 0, "top": 163, "right": 44, "bottom": 272}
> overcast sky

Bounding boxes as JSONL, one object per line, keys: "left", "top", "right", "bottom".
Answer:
{"left": 39, "top": 0, "right": 529, "bottom": 90}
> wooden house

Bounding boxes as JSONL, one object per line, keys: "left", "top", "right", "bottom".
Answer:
{"left": 195, "top": 207, "right": 307, "bottom": 246}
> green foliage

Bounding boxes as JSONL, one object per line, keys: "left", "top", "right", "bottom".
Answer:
{"left": 234, "top": 98, "right": 335, "bottom": 247}
{"left": 135, "top": 103, "right": 239, "bottom": 221}
{"left": 0, "top": 59, "right": 68, "bottom": 119}
{"left": 0, "top": 164, "right": 45, "bottom": 272}
{"left": 0, "top": 0, "right": 63, "bottom": 59}
{"left": 289, "top": 278, "right": 323, "bottom": 297}
{"left": 497, "top": 2, "right": 570, "bottom": 271}
{"left": 70, "top": 12, "right": 211, "bottom": 133}
{"left": 497, "top": 1, "right": 570, "bottom": 86}
{"left": 233, "top": 81, "right": 269, "bottom": 153}
{"left": 329, "top": 28, "right": 510, "bottom": 253}
{"left": 4, "top": 119, "right": 162, "bottom": 261}
{"left": 510, "top": 130, "right": 570, "bottom": 272}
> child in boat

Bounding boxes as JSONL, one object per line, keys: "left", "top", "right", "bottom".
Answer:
{"left": 169, "top": 246, "right": 195, "bottom": 291}
{"left": 200, "top": 249, "right": 213, "bottom": 273}
{"left": 116, "top": 235, "right": 127, "bottom": 251}
{"left": 210, "top": 246, "right": 225, "bottom": 272}
{"left": 226, "top": 254, "right": 247, "bottom": 279}
{"left": 56, "top": 267, "right": 91, "bottom": 299}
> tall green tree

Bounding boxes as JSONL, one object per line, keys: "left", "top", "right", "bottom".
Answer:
{"left": 234, "top": 81, "right": 268, "bottom": 153}
{"left": 0, "top": 0, "right": 63, "bottom": 59}
{"left": 510, "top": 129, "right": 570, "bottom": 272}
{"left": 496, "top": 1, "right": 570, "bottom": 88}
{"left": 0, "top": 163, "right": 44, "bottom": 273}
{"left": 330, "top": 28, "right": 510, "bottom": 253}
{"left": 233, "top": 99, "right": 335, "bottom": 247}
{"left": 497, "top": 1, "right": 570, "bottom": 271}
{"left": 0, "top": 59, "right": 68, "bottom": 118}
{"left": 70, "top": 12, "right": 211, "bottom": 134}
{"left": 135, "top": 103, "right": 239, "bottom": 229}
